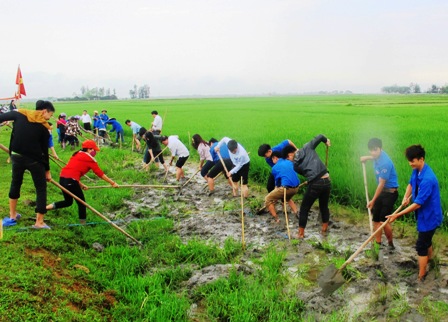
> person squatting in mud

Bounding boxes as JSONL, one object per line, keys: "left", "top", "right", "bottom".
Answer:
{"left": 46, "top": 140, "right": 119, "bottom": 225}
{"left": 160, "top": 135, "right": 190, "bottom": 182}
{"left": 215, "top": 137, "right": 250, "bottom": 198}
{"left": 205, "top": 138, "right": 234, "bottom": 196}
{"left": 293, "top": 134, "right": 331, "bottom": 239}
{"left": 360, "top": 138, "right": 399, "bottom": 250}
{"left": 264, "top": 148, "right": 300, "bottom": 223}
{"left": 386, "top": 144, "right": 443, "bottom": 282}
{"left": 258, "top": 139, "right": 298, "bottom": 193}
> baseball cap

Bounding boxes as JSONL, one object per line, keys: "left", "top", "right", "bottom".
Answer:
{"left": 82, "top": 140, "right": 100, "bottom": 151}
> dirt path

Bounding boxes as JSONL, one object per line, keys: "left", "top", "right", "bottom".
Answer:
{"left": 124, "top": 164, "right": 448, "bottom": 320}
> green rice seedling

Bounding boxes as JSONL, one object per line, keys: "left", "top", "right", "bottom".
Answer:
{"left": 309, "top": 237, "right": 340, "bottom": 255}
{"left": 397, "top": 269, "right": 414, "bottom": 278}
{"left": 372, "top": 283, "right": 390, "bottom": 305}
{"left": 387, "top": 289, "right": 410, "bottom": 319}
{"left": 364, "top": 242, "right": 380, "bottom": 261}
{"left": 417, "top": 297, "right": 448, "bottom": 321}
{"left": 375, "top": 268, "right": 387, "bottom": 281}
{"left": 291, "top": 263, "right": 313, "bottom": 288}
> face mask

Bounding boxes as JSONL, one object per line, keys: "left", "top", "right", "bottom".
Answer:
{"left": 90, "top": 150, "right": 97, "bottom": 157}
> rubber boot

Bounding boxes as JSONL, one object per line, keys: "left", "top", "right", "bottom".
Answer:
{"left": 298, "top": 227, "right": 305, "bottom": 239}
{"left": 321, "top": 222, "right": 329, "bottom": 235}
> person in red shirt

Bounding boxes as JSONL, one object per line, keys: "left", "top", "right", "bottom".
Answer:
{"left": 46, "top": 140, "right": 119, "bottom": 224}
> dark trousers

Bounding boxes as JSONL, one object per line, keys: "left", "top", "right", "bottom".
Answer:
{"left": 54, "top": 177, "right": 87, "bottom": 220}
{"left": 143, "top": 147, "right": 165, "bottom": 164}
{"left": 201, "top": 160, "right": 214, "bottom": 177}
{"left": 83, "top": 123, "right": 92, "bottom": 131}
{"left": 298, "top": 177, "right": 331, "bottom": 228}
{"left": 10, "top": 154, "right": 47, "bottom": 214}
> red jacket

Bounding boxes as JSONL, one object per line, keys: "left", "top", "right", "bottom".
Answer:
{"left": 60, "top": 151, "right": 104, "bottom": 181}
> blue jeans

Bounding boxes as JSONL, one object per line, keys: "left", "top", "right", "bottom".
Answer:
{"left": 10, "top": 154, "right": 47, "bottom": 214}
{"left": 115, "top": 129, "right": 124, "bottom": 143}
{"left": 298, "top": 177, "right": 331, "bottom": 228}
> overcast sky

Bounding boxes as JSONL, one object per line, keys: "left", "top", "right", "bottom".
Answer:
{"left": 1, "top": 0, "right": 447, "bottom": 99}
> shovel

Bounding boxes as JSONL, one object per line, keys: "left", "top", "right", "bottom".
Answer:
{"left": 318, "top": 204, "right": 403, "bottom": 296}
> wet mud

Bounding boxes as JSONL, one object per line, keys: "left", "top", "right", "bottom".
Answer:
{"left": 122, "top": 164, "right": 448, "bottom": 320}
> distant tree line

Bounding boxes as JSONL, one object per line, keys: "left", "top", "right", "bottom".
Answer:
{"left": 381, "top": 83, "right": 448, "bottom": 94}
{"left": 129, "top": 84, "right": 150, "bottom": 99}
{"left": 57, "top": 86, "right": 118, "bottom": 101}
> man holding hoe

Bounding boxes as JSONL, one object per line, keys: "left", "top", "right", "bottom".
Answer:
{"left": 264, "top": 149, "right": 299, "bottom": 223}
{"left": 386, "top": 144, "right": 442, "bottom": 282}
{"left": 258, "top": 139, "right": 298, "bottom": 193}
{"left": 360, "top": 138, "right": 399, "bottom": 250}
{"left": 293, "top": 134, "right": 331, "bottom": 238}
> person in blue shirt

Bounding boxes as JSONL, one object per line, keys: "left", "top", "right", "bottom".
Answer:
{"left": 100, "top": 109, "right": 109, "bottom": 122}
{"left": 106, "top": 118, "right": 124, "bottom": 143}
{"left": 360, "top": 138, "right": 399, "bottom": 249}
{"left": 265, "top": 151, "right": 300, "bottom": 223}
{"left": 205, "top": 138, "right": 234, "bottom": 196}
{"left": 387, "top": 145, "right": 443, "bottom": 282}
{"left": 258, "top": 139, "right": 297, "bottom": 192}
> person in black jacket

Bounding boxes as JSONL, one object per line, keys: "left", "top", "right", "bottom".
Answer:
{"left": 0, "top": 101, "right": 55, "bottom": 229}
{"left": 139, "top": 128, "right": 168, "bottom": 171}
{"left": 293, "top": 134, "right": 331, "bottom": 238}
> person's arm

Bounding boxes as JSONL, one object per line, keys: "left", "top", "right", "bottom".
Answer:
{"left": 287, "top": 139, "right": 298, "bottom": 150}
{"left": 309, "top": 134, "right": 329, "bottom": 150}
{"left": 367, "top": 178, "right": 386, "bottom": 209}
{"left": 360, "top": 155, "right": 374, "bottom": 163}
{"left": 386, "top": 184, "right": 413, "bottom": 223}
{"left": 100, "top": 174, "right": 119, "bottom": 187}
{"left": 215, "top": 137, "right": 230, "bottom": 152}
{"left": 49, "top": 147, "right": 59, "bottom": 160}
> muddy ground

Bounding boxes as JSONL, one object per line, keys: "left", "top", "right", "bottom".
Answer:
{"left": 122, "top": 164, "right": 448, "bottom": 321}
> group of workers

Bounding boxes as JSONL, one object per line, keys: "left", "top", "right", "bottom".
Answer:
{"left": 0, "top": 101, "right": 443, "bottom": 283}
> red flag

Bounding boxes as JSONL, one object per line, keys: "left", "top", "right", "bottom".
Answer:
{"left": 15, "top": 66, "right": 26, "bottom": 97}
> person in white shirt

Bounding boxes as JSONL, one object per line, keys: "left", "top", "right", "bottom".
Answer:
{"left": 151, "top": 110, "right": 163, "bottom": 135}
{"left": 80, "top": 110, "right": 92, "bottom": 131}
{"left": 215, "top": 137, "right": 250, "bottom": 197}
{"left": 160, "top": 135, "right": 190, "bottom": 181}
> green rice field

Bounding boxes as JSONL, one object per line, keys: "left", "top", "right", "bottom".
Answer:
{"left": 1, "top": 94, "right": 448, "bottom": 321}
{"left": 12, "top": 94, "right": 447, "bottom": 215}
